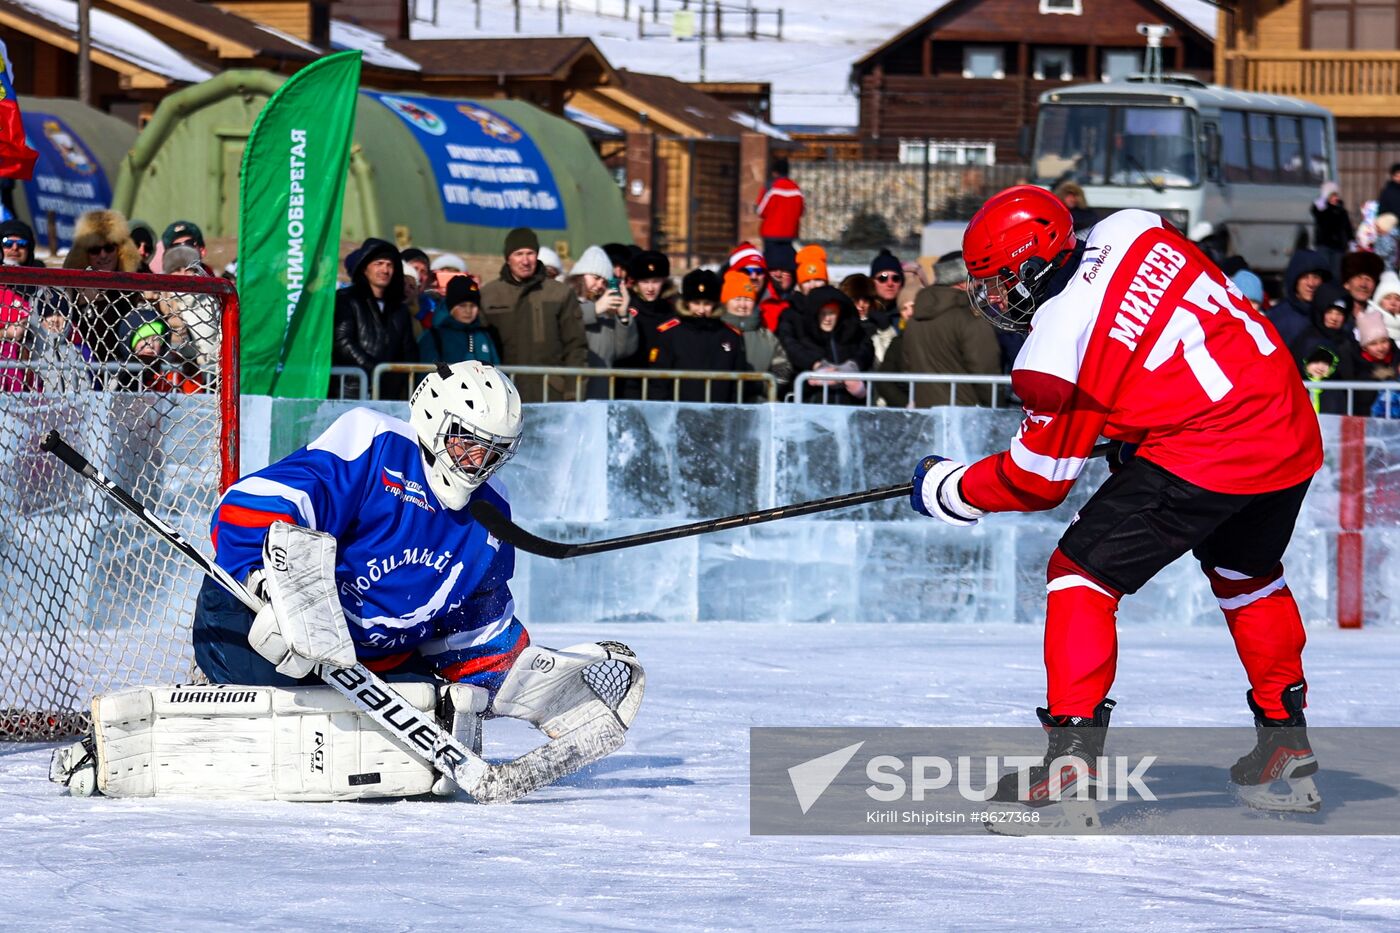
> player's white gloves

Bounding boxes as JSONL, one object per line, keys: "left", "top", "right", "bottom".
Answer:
{"left": 911, "top": 455, "right": 985, "bottom": 527}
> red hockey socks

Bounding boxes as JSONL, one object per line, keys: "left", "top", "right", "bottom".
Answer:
{"left": 1205, "top": 564, "right": 1306, "bottom": 720}
{"left": 1044, "top": 548, "right": 1124, "bottom": 719}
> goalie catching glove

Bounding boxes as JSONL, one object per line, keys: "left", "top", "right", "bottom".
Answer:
{"left": 247, "top": 521, "right": 357, "bottom": 678}
{"left": 911, "top": 455, "right": 985, "bottom": 527}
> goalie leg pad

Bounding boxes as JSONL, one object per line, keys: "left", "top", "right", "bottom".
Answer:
{"left": 492, "top": 641, "right": 645, "bottom": 737}
{"left": 52, "top": 682, "right": 443, "bottom": 801}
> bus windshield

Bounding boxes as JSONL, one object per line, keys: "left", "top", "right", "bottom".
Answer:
{"left": 1034, "top": 104, "right": 1199, "bottom": 189}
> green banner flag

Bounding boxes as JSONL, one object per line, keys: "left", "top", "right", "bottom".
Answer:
{"left": 237, "top": 50, "right": 361, "bottom": 397}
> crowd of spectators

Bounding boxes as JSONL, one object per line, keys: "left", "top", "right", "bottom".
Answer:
{"left": 5, "top": 161, "right": 1400, "bottom": 419}
{"left": 0, "top": 211, "right": 224, "bottom": 395}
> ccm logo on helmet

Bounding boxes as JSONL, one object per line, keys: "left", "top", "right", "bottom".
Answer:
{"left": 1010, "top": 240, "right": 1034, "bottom": 259}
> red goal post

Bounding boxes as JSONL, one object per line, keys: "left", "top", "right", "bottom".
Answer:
{"left": 0, "top": 266, "right": 239, "bottom": 740}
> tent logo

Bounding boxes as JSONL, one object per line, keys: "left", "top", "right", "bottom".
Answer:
{"left": 788, "top": 741, "right": 863, "bottom": 815}
{"left": 42, "top": 119, "right": 95, "bottom": 175}
{"left": 380, "top": 96, "right": 446, "bottom": 136}
{"left": 458, "top": 104, "right": 521, "bottom": 143}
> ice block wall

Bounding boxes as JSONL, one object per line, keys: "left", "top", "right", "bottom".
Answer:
{"left": 242, "top": 399, "right": 1398, "bottom": 627}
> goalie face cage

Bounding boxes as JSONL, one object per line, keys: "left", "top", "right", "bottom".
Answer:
{"left": 0, "top": 266, "right": 239, "bottom": 741}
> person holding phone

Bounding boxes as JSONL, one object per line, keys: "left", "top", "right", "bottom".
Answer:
{"left": 568, "top": 245, "right": 637, "bottom": 399}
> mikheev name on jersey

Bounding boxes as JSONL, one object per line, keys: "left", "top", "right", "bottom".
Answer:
{"left": 1109, "top": 242, "right": 1188, "bottom": 351}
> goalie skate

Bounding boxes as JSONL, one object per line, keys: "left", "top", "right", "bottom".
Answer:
{"left": 49, "top": 735, "right": 97, "bottom": 798}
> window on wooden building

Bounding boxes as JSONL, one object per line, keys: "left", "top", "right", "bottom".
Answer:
{"left": 1039, "top": 0, "right": 1082, "bottom": 13}
{"left": 1101, "top": 50, "right": 1141, "bottom": 82}
{"left": 1309, "top": 0, "right": 1400, "bottom": 51}
{"left": 899, "top": 139, "right": 997, "bottom": 165}
{"left": 1033, "top": 48, "right": 1073, "bottom": 81}
{"left": 962, "top": 46, "right": 1005, "bottom": 80}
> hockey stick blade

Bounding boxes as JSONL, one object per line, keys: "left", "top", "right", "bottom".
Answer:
{"left": 473, "top": 441, "right": 1117, "bottom": 560}
{"left": 40, "top": 430, "right": 585, "bottom": 804}
{"left": 472, "top": 499, "right": 581, "bottom": 559}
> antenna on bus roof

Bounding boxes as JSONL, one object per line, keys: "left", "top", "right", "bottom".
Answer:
{"left": 1136, "top": 23, "right": 1174, "bottom": 83}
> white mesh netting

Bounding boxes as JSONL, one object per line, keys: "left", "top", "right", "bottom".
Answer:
{"left": 0, "top": 268, "right": 236, "bottom": 740}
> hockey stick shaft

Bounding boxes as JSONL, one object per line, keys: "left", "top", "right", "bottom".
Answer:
{"left": 472, "top": 441, "right": 1117, "bottom": 559}
{"left": 39, "top": 431, "right": 506, "bottom": 797}
{"left": 470, "top": 481, "right": 911, "bottom": 559}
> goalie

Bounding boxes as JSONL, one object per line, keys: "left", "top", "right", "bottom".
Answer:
{"left": 52, "top": 361, "right": 643, "bottom": 801}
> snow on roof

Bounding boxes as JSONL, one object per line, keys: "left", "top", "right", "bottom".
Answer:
{"left": 730, "top": 110, "right": 791, "bottom": 142}
{"left": 10, "top": 0, "right": 212, "bottom": 83}
{"left": 254, "top": 23, "right": 322, "bottom": 56}
{"left": 331, "top": 19, "right": 422, "bottom": 72}
{"left": 565, "top": 104, "right": 624, "bottom": 138}
{"left": 1162, "top": 0, "right": 1219, "bottom": 39}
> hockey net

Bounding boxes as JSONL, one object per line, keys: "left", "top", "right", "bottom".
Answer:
{"left": 0, "top": 267, "right": 238, "bottom": 741}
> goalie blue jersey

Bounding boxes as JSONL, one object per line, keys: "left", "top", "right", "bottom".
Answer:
{"left": 211, "top": 407, "right": 524, "bottom": 680}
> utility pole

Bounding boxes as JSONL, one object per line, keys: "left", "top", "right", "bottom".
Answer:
{"left": 77, "top": 0, "right": 91, "bottom": 105}
{"left": 698, "top": 0, "right": 708, "bottom": 82}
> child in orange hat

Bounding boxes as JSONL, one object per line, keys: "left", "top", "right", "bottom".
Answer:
{"left": 722, "top": 268, "right": 758, "bottom": 312}
{"left": 795, "top": 244, "right": 828, "bottom": 295}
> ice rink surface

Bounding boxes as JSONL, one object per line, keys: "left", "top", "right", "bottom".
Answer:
{"left": 4, "top": 622, "right": 1399, "bottom": 931}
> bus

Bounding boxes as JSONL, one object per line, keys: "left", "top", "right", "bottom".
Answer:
{"left": 1030, "top": 76, "right": 1336, "bottom": 274}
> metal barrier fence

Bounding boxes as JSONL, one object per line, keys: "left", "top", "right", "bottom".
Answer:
{"left": 796, "top": 372, "right": 1400, "bottom": 418}
{"left": 328, "top": 367, "right": 369, "bottom": 401}
{"left": 795, "top": 372, "right": 1015, "bottom": 408}
{"left": 369, "top": 363, "right": 779, "bottom": 403}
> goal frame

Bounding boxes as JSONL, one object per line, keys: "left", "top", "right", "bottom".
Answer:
{"left": 0, "top": 264, "right": 240, "bottom": 739}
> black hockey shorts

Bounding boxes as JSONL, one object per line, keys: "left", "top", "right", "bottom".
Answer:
{"left": 1057, "top": 458, "right": 1311, "bottom": 596}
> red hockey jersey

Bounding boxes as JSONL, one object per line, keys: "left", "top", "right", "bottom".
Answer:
{"left": 756, "top": 177, "right": 804, "bottom": 240}
{"left": 962, "top": 210, "right": 1323, "bottom": 513}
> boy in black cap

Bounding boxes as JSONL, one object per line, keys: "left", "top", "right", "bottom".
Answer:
{"left": 649, "top": 268, "right": 747, "bottom": 403}
{"left": 421, "top": 275, "right": 499, "bottom": 366}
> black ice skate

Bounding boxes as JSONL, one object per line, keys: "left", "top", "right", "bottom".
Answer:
{"left": 983, "top": 699, "right": 1115, "bottom": 835}
{"left": 1230, "top": 681, "right": 1321, "bottom": 813}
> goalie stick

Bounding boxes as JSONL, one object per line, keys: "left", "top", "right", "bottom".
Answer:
{"left": 472, "top": 441, "right": 1117, "bottom": 559}
{"left": 39, "top": 430, "right": 610, "bottom": 803}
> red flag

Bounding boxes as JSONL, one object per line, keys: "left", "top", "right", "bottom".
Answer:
{"left": 0, "top": 40, "right": 38, "bottom": 180}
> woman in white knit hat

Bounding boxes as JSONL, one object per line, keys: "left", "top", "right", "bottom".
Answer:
{"left": 568, "top": 245, "right": 635, "bottom": 398}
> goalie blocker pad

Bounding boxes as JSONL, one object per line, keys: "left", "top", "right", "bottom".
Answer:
{"left": 66, "top": 682, "right": 488, "bottom": 801}
{"left": 261, "top": 521, "right": 357, "bottom": 668}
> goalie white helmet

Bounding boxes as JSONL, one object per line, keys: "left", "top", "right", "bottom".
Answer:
{"left": 410, "top": 361, "right": 523, "bottom": 510}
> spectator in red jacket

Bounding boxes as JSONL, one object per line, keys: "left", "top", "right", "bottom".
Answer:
{"left": 755, "top": 158, "right": 804, "bottom": 249}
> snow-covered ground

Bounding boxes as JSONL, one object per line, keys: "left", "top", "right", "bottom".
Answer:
{"left": 5, "top": 622, "right": 1399, "bottom": 930}
{"left": 403, "top": 0, "right": 1220, "bottom": 126}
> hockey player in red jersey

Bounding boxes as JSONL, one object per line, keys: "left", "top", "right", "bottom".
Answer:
{"left": 910, "top": 186, "right": 1324, "bottom": 828}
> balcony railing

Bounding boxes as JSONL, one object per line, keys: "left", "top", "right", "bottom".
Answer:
{"left": 1223, "top": 50, "right": 1400, "bottom": 116}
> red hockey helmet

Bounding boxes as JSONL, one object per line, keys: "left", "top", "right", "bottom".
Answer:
{"left": 962, "top": 185, "right": 1077, "bottom": 332}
